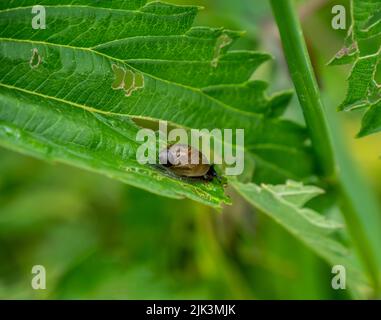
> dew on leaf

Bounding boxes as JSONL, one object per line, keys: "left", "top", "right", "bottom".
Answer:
{"left": 1, "top": 126, "right": 21, "bottom": 139}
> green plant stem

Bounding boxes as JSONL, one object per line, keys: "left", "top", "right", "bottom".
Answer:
{"left": 270, "top": 0, "right": 381, "bottom": 295}
{"left": 270, "top": 0, "right": 335, "bottom": 179}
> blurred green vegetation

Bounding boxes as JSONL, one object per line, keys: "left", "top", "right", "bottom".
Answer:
{"left": 0, "top": 0, "right": 379, "bottom": 299}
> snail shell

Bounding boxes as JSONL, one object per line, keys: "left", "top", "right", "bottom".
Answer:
{"left": 159, "top": 144, "right": 211, "bottom": 178}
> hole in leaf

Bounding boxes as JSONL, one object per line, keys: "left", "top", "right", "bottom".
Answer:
{"left": 123, "top": 70, "right": 134, "bottom": 92}
{"left": 111, "top": 64, "right": 125, "bottom": 90}
{"left": 29, "top": 48, "right": 41, "bottom": 69}
{"left": 134, "top": 73, "right": 145, "bottom": 89}
{"left": 211, "top": 34, "right": 232, "bottom": 67}
{"left": 111, "top": 64, "right": 145, "bottom": 96}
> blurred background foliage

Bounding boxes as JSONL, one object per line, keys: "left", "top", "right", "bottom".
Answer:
{"left": 0, "top": 0, "right": 379, "bottom": 299}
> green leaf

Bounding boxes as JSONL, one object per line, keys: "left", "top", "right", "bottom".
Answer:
{"left": 231, "top": 179, "right": 372, "bottom": 297}
{"left": 0, "top": 86, "right": 230, "bottom": 207}
{"left": 0, "top": 1, "right": 316, "bottom": 206}
{"left": 329, "top": 0, "right": 381, "bottom": 137}
{"left": 358, "top": 99, "right": 381, "bottom": 136}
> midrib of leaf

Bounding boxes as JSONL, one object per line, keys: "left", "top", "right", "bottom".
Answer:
{"left": 0, "top": 38, "right": 254, "bottom": 118}
{"left": 0, "top": 0, "right": 147, "bottom": 10}
{"left": 0, "top": 5, "right": 148, "bottom": 14}
{"left": 0, "top": 84, "right": 228, "bottom": 207}
{"left": 0, "top": 38, "right": 267, "bottom": 134}
{"left": 0, "top": 81, "right": 117, "bottom": 116}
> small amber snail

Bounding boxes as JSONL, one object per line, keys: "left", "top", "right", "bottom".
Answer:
{"left": 159, "top": 144, "right": 218, "bottom": 181}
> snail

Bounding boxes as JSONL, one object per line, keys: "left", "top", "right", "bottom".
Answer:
{"left": 159, "top": 144, "right": 218, "bottom": 181}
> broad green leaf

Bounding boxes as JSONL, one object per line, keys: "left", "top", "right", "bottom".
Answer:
{"left": 231, "top": 179, "right": 372, "bottom": 297}
{"left": 0, "top": 86, "right": 229, "bottom": 207}
{"left": 0, "top": 1, "right": 316, "bottom": 206}
{"left": 329, "top": 0, "right": 381, "bottom": 137}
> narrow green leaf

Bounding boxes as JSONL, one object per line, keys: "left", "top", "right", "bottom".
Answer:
{"left": 231, "top": 179, "right": 372, "bottom": 297}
